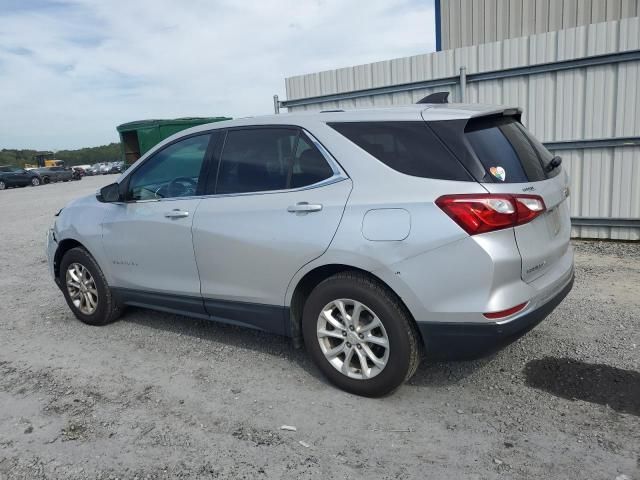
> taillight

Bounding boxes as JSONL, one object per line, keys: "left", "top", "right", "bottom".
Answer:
{"left": 435, "top": 194, "right": 546, "bottom": 235}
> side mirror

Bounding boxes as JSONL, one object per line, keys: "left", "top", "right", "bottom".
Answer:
{"left": 97, "top": 182, "right": 122, "bottom": 203}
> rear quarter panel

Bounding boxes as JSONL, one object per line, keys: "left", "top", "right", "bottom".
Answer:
{"left": 284, "top": 124, "right": 491, "bottom": 319}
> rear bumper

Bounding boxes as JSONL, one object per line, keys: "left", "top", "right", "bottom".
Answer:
{"left": 417, "top": 270, "right": 574, "bottom": 359}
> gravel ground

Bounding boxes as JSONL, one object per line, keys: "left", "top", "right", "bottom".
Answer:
{"left": 0, "top": 176, "right": 638, "bottom": 480}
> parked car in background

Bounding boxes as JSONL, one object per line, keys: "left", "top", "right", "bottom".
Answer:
{"left": 85, "top": 164, "right": 99, "bottom": 176}
{"left": 47, "top": 103, "right": 573, "bottom": 396}
{"left": 99, "top": 163, "right": 110, "bottom": 175}
{"left": 107, "top": 162, "right": 124, "bottom": 174}
{"left": 0, "top": 165, "right": 43, "bottom": 189}
{"left": 36, "top": 166, "right": 75, "bottom": 184}
{"left": 72, "top": 166, "right": 86, "bottom": 180}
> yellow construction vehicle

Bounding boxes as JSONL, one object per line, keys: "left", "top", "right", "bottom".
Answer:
{"left": 25, "top": 152, "right": 64, "bottom": 169}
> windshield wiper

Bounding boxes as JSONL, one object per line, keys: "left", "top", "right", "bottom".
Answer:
{"left": 545, "top": 155, "right": 562, "bottom": 172}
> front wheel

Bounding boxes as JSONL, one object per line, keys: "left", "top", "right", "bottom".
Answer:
{"left": 31, "top": 177, "right": 41, "bottom": 186}
{"left": 0, "top": 180, "right": 6, "bottom": 190}
{"left": 302, "top": 272, "right": 421, "bottom": 397}
{"left": 59, "top": 247, "right": 122, "bottom": 326}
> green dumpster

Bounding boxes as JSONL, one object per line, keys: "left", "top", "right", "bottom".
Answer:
{"left": 116, "top": 117, "right": 231, "bottom": 164}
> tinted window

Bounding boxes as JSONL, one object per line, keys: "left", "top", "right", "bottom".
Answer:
{"left": 290, "top": 133, "right": 334, "bottom": 188}
{"left": 128, "top": 134, "right": 211, "bottom": 200}
{"left": 328, "top": 121, "right": 471, "bottom": 181}
{"left": 515, "top": 122, "right": 560, "bottom": 178}
{"left": 465, "top": 117, "right": 555, "bottom": 183}
{"left": 216, "top": 128, "right": 296, "bottom": 194}
{"left": 0, "top": 167, "right": 10, "bottom": 172}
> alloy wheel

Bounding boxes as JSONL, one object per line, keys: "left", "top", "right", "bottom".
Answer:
{"left": 316, "top": 299, "right": 390, "bottom": 380}
{"left": 31, "top": 177, "right": 40, "bottom": 186}
{"left": 65, "top": 263, "right": 99, "bottom": 315}
{"left": 0, "top": 181, "right": 5, "bottom": 190}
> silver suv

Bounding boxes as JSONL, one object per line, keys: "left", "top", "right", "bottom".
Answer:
{"left": 47, "top": 102, "right": 574, "bottom": 396}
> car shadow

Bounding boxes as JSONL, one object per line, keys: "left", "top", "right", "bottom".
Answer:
{"left": 121, "top": 307, "right": 492, "bottom": 388}
{"left": 408, "top": 356, "right": 496, "bottom": 387}
{"left": 524, "top": 357, "right": 640, "bottom": 417}
{"left": 121, "top": 308, "right": 327, "bottom": 383}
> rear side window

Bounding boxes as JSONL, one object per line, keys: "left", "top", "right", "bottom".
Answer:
{"left": 465, "top": 117, "right": 557, "bottom": 182}
{"left": 215, "top": 128, "right": 334, "bottom": 194}
{"left": 327, "top": 121, "right": 472, "bottom": 181}
{"left": 216, "top": 128, "right": 297, "bottom": 194}
{"left": 290, "top": 134, "right": 334, "bottom": 188}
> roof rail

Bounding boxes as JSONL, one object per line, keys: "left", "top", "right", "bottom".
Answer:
{"left": 416, "top": 92, "right": 449, "bottom": 104}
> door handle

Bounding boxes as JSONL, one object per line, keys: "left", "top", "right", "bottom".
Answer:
{"left": 164, "top": 209, "right": 189, "bottom": 219}
{"left": 287, "top": 202, "right": 323, "bottom": 214}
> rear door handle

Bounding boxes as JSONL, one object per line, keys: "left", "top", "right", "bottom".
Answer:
{"left": 287, "top": 202, "right": 323, "bottom": 214}
{"left": 164, "top": 209, "right": 189, "bottom": 219}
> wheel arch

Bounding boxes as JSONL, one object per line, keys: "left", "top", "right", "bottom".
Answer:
{"left": 287, "top": 263, "right": 420, "bottom": 347}
{"left": 54, "top": 238, "right": 89, "bottom": 280}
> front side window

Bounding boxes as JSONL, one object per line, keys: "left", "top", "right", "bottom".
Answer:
{"left": 215, "top": 128, "right": 334, "bottom": 194}
{"left": 127, "top": 134, "right": 211, "bottom": 201}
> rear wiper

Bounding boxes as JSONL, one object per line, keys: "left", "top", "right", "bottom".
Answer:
{"left": 546, "top": 155, "right": 562, "bottom": 172}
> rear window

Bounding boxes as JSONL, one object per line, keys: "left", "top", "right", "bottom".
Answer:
{"left": 328, "top": 121, "right": 472, "bottom": 181}
{"left": 465, "top": 117, "right": 558, "bottom": 183}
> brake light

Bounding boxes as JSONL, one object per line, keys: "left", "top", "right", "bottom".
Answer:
{"left": 435, "top": 194, "right": 546, "bottom": 235}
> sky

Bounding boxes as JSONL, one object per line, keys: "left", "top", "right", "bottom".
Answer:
{"left": 0, "top": 0, "right": 435, "bottom": 150}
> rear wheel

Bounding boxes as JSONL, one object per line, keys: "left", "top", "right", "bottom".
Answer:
{"left": 31, "top": 177, "right": 40, "bottom": 186}
{"left": 302, "top": 272, "right": 421, "bottom": 397}
{"left": 42, "top": 176, "right": 50, "bottom": 184}
{"left": 59, "top": 247, "right": 122, "bottom": 326}
{"left": 0, "top": 181, "right": 6, "bottom": 190}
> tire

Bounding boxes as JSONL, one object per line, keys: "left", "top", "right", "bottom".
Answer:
{"left": 31, "top": 177, "right": 40, "bottom": 186}
{"left": 0, "top": 181, "right": 5, "bottom": 190}
{"left": 302, "top": 272, "right": 421, "bottom": 397}
{"left": 42, "top": 177, "right": 50, "bottom": 184}
{"left": 59, "top": 247, "right": 122, "bottom": 326}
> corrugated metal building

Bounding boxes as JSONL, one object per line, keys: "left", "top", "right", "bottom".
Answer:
{"left": 281, "top": 16, "right": 640, "bottom": 241}
{"left": 438, "top": 0, "right": 639, "bottom": 50}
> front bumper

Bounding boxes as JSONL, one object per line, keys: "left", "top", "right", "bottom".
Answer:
{"left": 417, "top": 271, "right": 574, "bottom": 360}
{"left": 46, "top": 228, "right": 58, "bottom": 281}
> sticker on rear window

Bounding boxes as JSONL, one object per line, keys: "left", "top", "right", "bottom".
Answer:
{"left": 489, "top": 166, "right": 506, "bottom": 181}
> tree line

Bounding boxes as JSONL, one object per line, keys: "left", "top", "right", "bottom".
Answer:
{"left": 0, "top": 143, "right": 122, "bottom": 168}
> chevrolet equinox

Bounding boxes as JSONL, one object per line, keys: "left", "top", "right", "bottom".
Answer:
{"left": 47, "top": 101, "right": 574, "bottom": 396}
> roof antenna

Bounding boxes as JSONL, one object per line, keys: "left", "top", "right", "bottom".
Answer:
{"left": 416, "top": 92, "right": 449, "bottom": 104}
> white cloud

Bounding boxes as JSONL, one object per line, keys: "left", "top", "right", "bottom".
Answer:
{"left": 0, "top": 0, "right": 435, "bottom": 150}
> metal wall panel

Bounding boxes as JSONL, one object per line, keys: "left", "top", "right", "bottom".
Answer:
{"left": 283, "top": 18, "right": 640, "bottom": 240}
{"left": 440, "top": 0, "right": 639, "bottom": 49}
